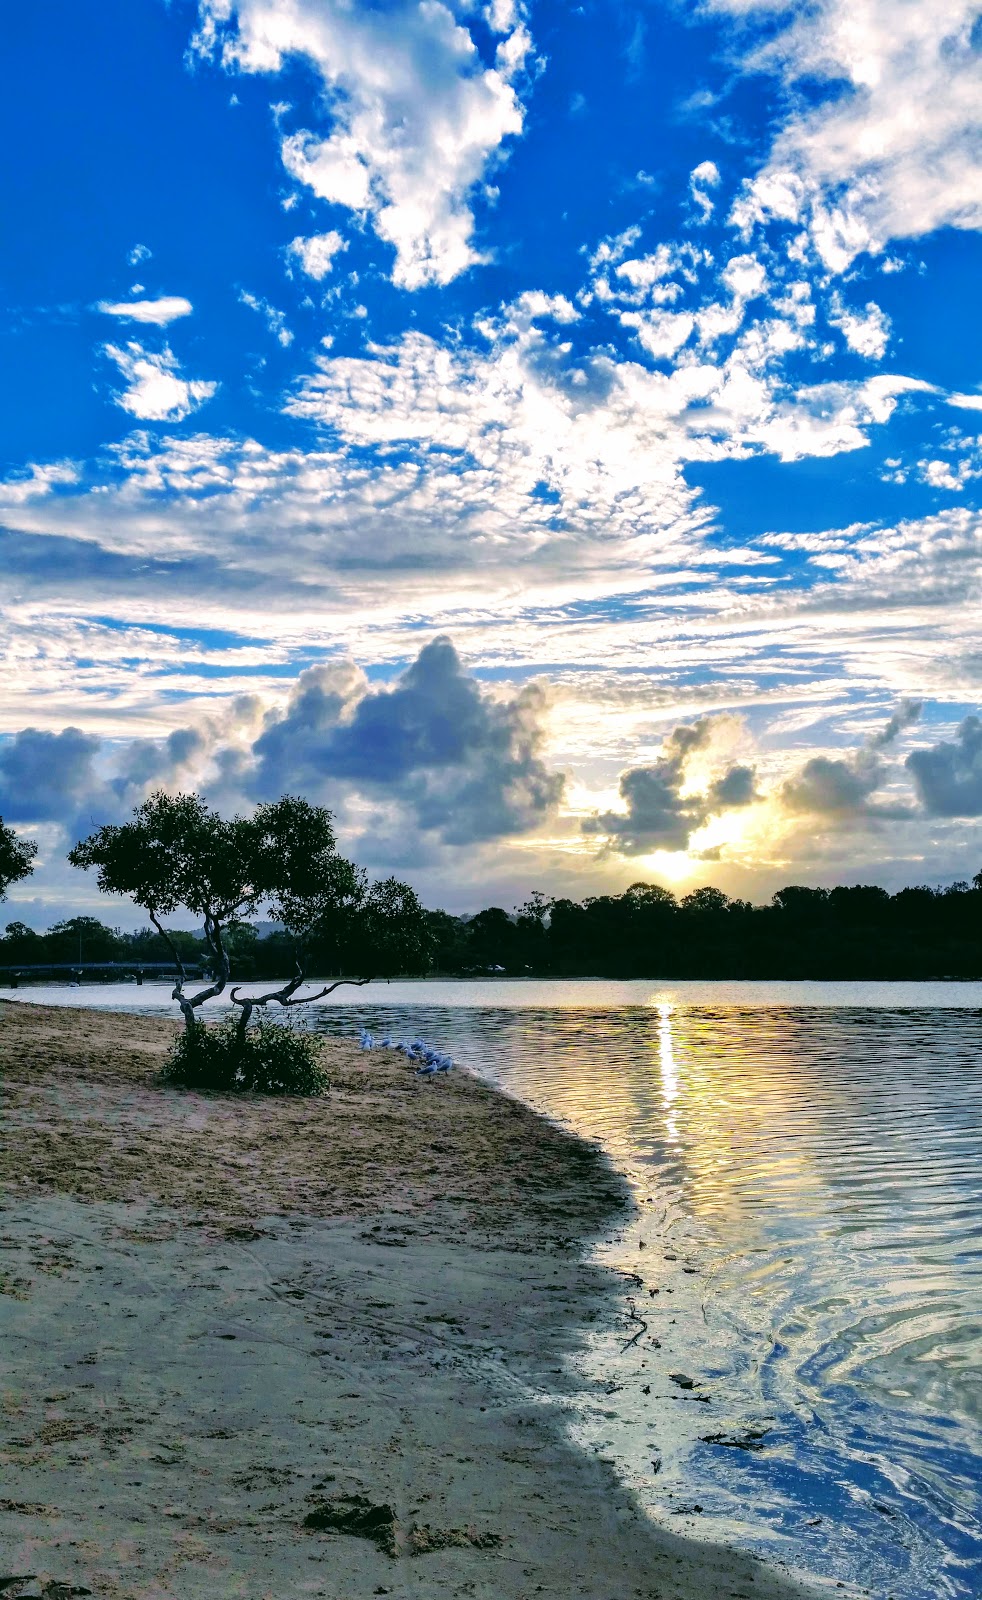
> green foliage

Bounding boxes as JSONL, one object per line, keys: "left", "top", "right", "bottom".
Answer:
{"left": 68, "top": 791, "right": 265, "bottom": 921}
{"left": 67, "top": 791, "right": 432, "bottom": 984}
{"left": 357, "top": 877, "right": 433, "bottom": 976}
{"left": 253, "top": 795, "right": 365, "bottom": 940}
{"left": 161, "top": 1015, "right": 327, "bottom": 1096}
{"left": 0, "top": 817, "right": 37, "bottom": 901}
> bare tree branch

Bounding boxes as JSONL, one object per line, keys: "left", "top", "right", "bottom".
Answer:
{"left": 150, "top": 905, "right": 229, "bottom": 1028}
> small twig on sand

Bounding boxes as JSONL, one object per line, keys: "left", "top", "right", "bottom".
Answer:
{"left": 620, "top": 1301, "right": 648, "bottom": 1351}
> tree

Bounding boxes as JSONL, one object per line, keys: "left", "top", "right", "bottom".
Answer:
{"left": 680, "top": 886, "right": 730, "bottom": 917}
{"left": 0, "top": 817, "right": 37, "bottom": 903}
{"left": 46, "top": 916, "right": 124, "bottom": 964}
{"left": 464, "top": 906, "right": 516, "bottom": 970}
{"left": 69, "top": 791, "right": 433, "bottom": 1040}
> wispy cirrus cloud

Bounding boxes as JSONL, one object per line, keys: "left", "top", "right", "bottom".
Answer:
{"left": 238, "top": 290, "right": 293, "bottom": 346}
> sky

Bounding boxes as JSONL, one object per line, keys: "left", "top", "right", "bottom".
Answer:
{"left": 2, "top": 0, "right": 982, "bottom": 926}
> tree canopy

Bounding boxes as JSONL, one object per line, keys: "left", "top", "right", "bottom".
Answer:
{"left": 0, "top": 817, "right": 37, "bottom": 903}
{"left": 69, "top": 791, "right": 433, "bottom": 1033}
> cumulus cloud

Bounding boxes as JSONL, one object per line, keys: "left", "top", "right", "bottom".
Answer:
{"left": 251, "top": 636, "right": 563, "bottom": 845}
{"left": 0, "top": 705, "right": 267, "bottom": 841}
{"left": 288, "top": 230, "right": 347, "bottom": 279}
{"left": 722, "top": 0, "right": 982, "bottom": 266}
{"left": 828, "top": 294, "right": 890, "bottom": 360}
{"left": 193, "top": 0, "right": 531, "bottom": 288}
{"left": 781, "top": 752, "right": 883, "bottom": 816}
{"left": 103, "top": 342, "right": 217, "bottom": 421}
{"left": 0, "top": 728, "right": 107, "bottom": 830}
{"left": 689, "top": 159, "right": 721, "bottom": 223}
{"left": 918, "top": 454, "right": 981, "bottom": 493}
{"left": 0, "top": 641, "right": 563, "bottom": 858}
{"left": 583, "top": 718, "right": 758, "bottom": 855}
{"left": 0, "top": 462, "right": 79, "bottom": 506}
{"left": 781, "top": 701, "right": 921, "bottom": 818}
{"left": 97, "top": 296, "right": 193, "bottom": 325}
{"left": 906, "top": 715, "right": 982, "bottom": 816}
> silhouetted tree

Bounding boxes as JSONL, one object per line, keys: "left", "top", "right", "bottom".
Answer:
{"left": 69, "top": 792, "right": 432, "bottom": 1038}
{"left": 0, "top": 817, "right": 36, "bottom": 903}
{"left": 465, "top": 906, "right": 516, "bottom": 969}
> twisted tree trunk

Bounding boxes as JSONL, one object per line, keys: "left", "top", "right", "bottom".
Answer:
{"left": 150, "top": 907, "right": 230, "bottom": 1035}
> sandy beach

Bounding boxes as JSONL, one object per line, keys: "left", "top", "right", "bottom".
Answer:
{"left": 0, "top": 1000, "right": 825, "bottom": 1600}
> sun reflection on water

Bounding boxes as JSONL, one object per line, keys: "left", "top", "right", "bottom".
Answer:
{"left": 656, "top": 1002, "right": 680, "bottom": 1145}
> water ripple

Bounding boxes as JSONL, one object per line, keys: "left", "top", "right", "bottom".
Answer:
{"left": 26, "top": 981, "right": 982, "bottom": 1597}
{"left": 309, "top": 995, "right": 982, "bottom": 1600}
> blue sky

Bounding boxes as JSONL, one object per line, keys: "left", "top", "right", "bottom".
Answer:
{"left": 3, "top": 0, "right": 982, "bottom": 923}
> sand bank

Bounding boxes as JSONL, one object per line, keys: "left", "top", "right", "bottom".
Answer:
{"left": 0, "top": 1001, "right": 823, "bottom": 1599}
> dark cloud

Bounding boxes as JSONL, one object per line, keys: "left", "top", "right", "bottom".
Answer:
{"left": 252, "top": 637, "right": 564, "bottom": 845}
{"left": 781, "top": 753, "right": 881, "bottom": 815}
{"left": 114, "top": 727, "right": 209, "bottom": 796}
{"left": 781, "top": 702, "right": 922, "bottom": 820}
{"left": 0, "top": 642, "right": 563, "bottom": 855}
{"left": 906, "top": 715, "right": 982, "bottom": 816}
{"left": 0, "top": 720, "right": 242, "bottom": 842}
{"left": 0, "top": 727, "right": 108, "bottom": 828}
{"left": 868, "top": 698, "right": 922, "bottom": 750}
{"left": 583, "top": 718, "right": 758, "bottom": 856}
{"left": 709, "top": 764, "right": 758, "bottom": 808}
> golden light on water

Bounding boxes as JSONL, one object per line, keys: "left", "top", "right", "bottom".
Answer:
{"left": 657, "top": 1002, "right": 681, "bottom": 1145}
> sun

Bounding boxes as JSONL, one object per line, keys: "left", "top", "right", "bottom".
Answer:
{"left": 636, "top": 849, "right": 698, "bottom": 883}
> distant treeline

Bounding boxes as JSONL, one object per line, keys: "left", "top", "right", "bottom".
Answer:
{"left": 5, "top": 872, "right": 982, "bottom": 980}
{"left": 429, "top": 878, "right": 982, "bottom": 980}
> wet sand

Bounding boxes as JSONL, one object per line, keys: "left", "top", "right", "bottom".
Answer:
{"left": 0, "top": 1000, "right": 825, "bottom": 1599}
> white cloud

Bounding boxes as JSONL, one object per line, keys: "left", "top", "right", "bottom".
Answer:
{"left": 721, "top": 252, "right": 768, "bottom": 301}
{"left": 0, "top": 461, "right": 79, "bottom": 506}
{"left": 97, "top": 296, "right": 193, "bottom": 326}
{"left": 689, "top": 158, "right": 721, "bottom": 223}
{"left": 127, "top": 243, "right": 152, "bottom": 266}
{"left": 288, "top": 229, "right": 347, "bottom": 280}
{"left": 949, "top": 392, "right": 982, "bottom": 413}
{"left": 485, "top": 0, "right": 522, "bottom": 33}
{"left": 619, "top": 309, "right": 695, "bottom": 360}
{"left": 194, "top": 0, "right": 531, "bottom": 288}
{"left": 919, "top": 456, "right": 980, "bottom": 493}
{"left": 587, "top": 226, "right": 642, "bottom": 270}
{"left": 239, "top": 290, "right": 294, "bottom": 346}
{"left": 828, "top": 294, "right": 891, "bottom": 359}
{"left": 103, "top": 343, "right": 218, "bottom": 421}
{"left": 722, "top": 0, "right": 982, "bottom": 266}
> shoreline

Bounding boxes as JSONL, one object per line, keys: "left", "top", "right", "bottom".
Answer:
{"left": 0, "top": 1001, "right": 827, "bottom": 1599}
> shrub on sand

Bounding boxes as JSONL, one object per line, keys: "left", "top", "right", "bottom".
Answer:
{"left": 161, "top": 1015, "right": 327, "bottom": 1096}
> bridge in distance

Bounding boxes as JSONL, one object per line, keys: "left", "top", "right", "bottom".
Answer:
{"left": 0, "top": 961, "right": 207, "bottom": 987}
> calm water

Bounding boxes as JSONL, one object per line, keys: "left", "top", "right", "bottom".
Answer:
{"left": 11, "top": 979, "right": 982, "bottom": 1598}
